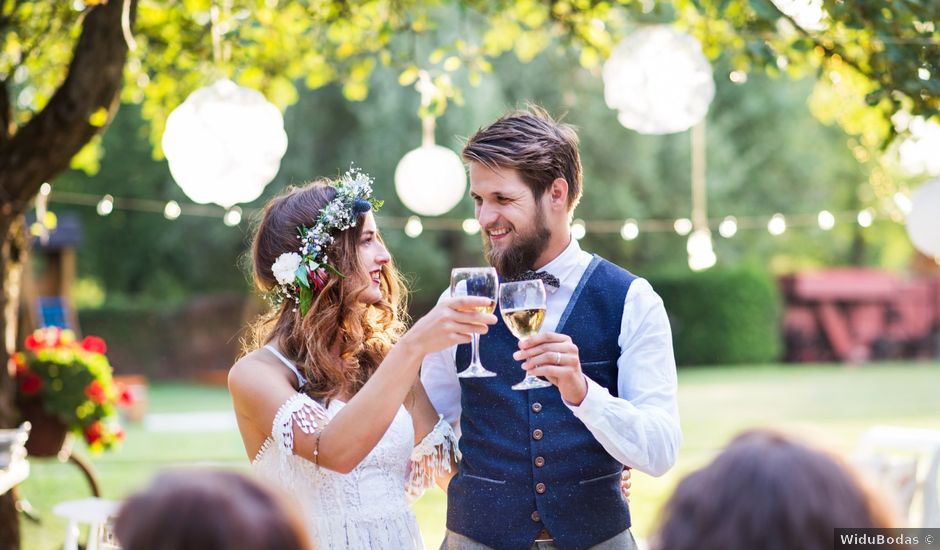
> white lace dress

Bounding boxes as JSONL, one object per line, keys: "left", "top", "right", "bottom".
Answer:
{"left": 251, "top": 371, "right": 459, "bottom": 549}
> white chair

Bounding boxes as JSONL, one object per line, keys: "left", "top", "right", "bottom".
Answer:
{"left": 52, "top": 497, "right": 121, "bottom": 550}
{"left": 855, "top": 426, "right": 940, "bottom": 528}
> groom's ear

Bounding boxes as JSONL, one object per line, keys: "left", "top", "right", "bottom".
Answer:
{"left": 548, "top": 178, "right": 569, "bottom": 211}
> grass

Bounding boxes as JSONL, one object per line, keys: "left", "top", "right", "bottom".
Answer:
{"left": 18, "top": 362, "right": 940, "bottom": 549}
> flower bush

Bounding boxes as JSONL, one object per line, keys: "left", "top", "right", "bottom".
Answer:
{"left": 12, "top": 327, "right": 131, "bottom": 452}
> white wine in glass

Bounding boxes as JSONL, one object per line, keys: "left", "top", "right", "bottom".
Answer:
{"left": 499, "top": 279, "right": 552, "bottom": 390}
{"left": 450, "top": 267, "right": 499, "bottom": 378}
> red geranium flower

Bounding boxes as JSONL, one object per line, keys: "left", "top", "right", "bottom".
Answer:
{"left": 116, "top": 383, "right": 134, "bottom": 406}
{"left": 9, "top": 353, "right": 27, "bottom": 375}
{"left": 84, "top": 380, "right": 108, "bottom": 404}
{"left": 80, "top": 336, "right": 107, "bottom": 354}
{"left": 18, "top": 372, "right": 43, "bottom": 395}
{"left": 84, "top": 421, "right": 104, "bottom": 445}
{"left": 24, "top": 334, "right": 42, "bottom": 351}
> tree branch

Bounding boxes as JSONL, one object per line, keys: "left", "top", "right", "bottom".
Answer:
{"left": 0, "top": 80, "right": 10, "bottom": 142}
{"left": 0, "top": 0, "right": 136, "bottom": 213}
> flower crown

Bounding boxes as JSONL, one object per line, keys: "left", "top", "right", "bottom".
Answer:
{"left": 271, "top": 168, "right": 383, "bottom": 316}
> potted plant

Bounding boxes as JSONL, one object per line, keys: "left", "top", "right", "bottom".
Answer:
{"left": 12, "top": 327, "right": 131, "bottom": 456}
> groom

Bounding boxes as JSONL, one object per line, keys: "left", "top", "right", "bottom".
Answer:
{"left": 422, "top": 107, "right": 682, "bottom": 550}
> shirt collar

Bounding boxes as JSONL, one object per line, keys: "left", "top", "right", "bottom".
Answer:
{"left": 535, "top": 237, "right": 582, "bottom": 294}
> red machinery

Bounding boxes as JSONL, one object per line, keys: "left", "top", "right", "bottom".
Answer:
{"left": 781, "top": 269, "right": 940, "bottom": 362}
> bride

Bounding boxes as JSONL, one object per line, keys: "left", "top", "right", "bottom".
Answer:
{"left": 228, "top": 169, "right": 496, "bottom": 549}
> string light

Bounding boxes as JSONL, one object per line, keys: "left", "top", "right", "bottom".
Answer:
{"left": 571, "top": 219, "right": 587, "bottom": 240}
{"left": 768, "top": 213, "right": 787, "bottom": 235}
{"left": 674, "top": 218, "right": 693, "bottom": 236}
{"left": 96, "top": 195, "right": 114, "bottom": 216}
{"left": 462, "top": 218, "right": 481, "bottom": 235}
{"left": 818, "top": 210, "right": 836, "bottom": 230}
{"left": 718, "top": 216, "right": 738, "bottom": 238}
{"left": 164, "top": 200, "right": 182, "bottom": 220}
{"left": 404, "top": 216, "right": 423, "bottom": 238}
{"left": 620, "top": 219, "right": 639, "bottom": 241}
{"left": 47, "top": 191, "right": 900, "bottom": 236}
{"left": 223, "top": 206, "right": 242, "bottom": 226}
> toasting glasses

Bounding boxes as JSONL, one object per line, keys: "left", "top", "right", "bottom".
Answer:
{"left": 499, "top": 279, "right": 552, "bottom": 390}
{"left": 450, "top": 267, "right": 498, "bottom": 378}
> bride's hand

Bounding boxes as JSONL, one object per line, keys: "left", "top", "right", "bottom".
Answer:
{"left": 404, "top": 296, "right": 497, "bottom": 355}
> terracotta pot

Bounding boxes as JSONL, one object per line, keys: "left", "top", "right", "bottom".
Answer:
{"left": 17, "top": 399, "right": 68, "bottom": 457}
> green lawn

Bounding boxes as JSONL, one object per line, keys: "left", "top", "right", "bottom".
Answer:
{"left": 18, "top": 362, "right": 940, "bottom": 549}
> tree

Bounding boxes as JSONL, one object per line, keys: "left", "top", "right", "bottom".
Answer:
{"left": 0, "top": 0, "right": 936, "bottom": 546}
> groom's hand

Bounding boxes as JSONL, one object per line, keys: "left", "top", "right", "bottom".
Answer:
{"left": 514, "top": 332, "right": 588, "bottom": 405}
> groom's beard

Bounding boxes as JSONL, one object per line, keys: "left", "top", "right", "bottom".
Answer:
{"left": 482, "top": 207, "right": 552, "bottom": 279}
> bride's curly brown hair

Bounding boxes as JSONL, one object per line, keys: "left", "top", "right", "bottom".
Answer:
{"left": 246, "top": 179, "right": 408, "bottom": 402}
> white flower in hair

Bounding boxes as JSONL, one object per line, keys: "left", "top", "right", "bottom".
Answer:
{"left": 272, "top": 252, "right": 303, "bottom": 285}
{"left": 267, "top": 166, "right": 382, "bottom": 316}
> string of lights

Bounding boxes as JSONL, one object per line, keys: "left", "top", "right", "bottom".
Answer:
{"left": 44, "top": 189, "right": 902, "bottom": 240}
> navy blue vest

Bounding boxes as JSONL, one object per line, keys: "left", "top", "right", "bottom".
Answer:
{"left": 447, "top": 256, "right": 636, "bottom": 550}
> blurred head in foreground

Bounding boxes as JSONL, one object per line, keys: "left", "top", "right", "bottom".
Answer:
{"left": 652, "top": 429, "right": 896, "bottom": 550}
{"left": 115, "top": 469, "right": 310, "bottom": 550}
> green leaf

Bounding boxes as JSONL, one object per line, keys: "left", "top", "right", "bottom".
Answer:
{"left": 295, "top": 266, "right": 310, "bottom": 288}
{"left": 398, "top": 65, "right": 419, "bottom": 86}
{"left": 443, "top": 56, "right": 462, "bottom": 71}
{"left": 325, "top": 263, "right": 347, "bottom": 279}
{"left": 88, "top": 107, "right": 109, "bottom": 127}
{"left": 299, "top": 286, "right": 313, "bottom": 316}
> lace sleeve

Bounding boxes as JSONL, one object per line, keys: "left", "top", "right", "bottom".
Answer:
{"left": 406, "top": 415, "right": 461, "bottom": 500}
{"left": 272, "top": 393, "right": 330, "bottom": 456}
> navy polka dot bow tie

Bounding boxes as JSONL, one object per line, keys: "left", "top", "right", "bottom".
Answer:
{"left": 504, "top": 270, "right": 560, "bottom": 289}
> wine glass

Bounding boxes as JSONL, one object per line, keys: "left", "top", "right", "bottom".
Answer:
{"left": 499, "top": 279, "right": 552, "bottom": 390}
{"left": 450, "top": 267, "right": 499, "bottom": 378}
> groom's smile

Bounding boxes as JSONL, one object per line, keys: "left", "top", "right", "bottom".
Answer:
{"left": 469, "top": 163, "right": 553, "bottom": 278}
{"left": 486, "top": 225, "right": 512, "bottom": 243}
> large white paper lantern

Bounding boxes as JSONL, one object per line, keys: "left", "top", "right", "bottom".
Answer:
{"left": 906, "top": 178, "right": 940, "bottom": 258}
{"left": 162, "top": 79, "right": 288, "bottom": 208}
{"left": 394, "top": 144, "right": 466, "bottom": 216}
{"left": 602, "top": 26, "right": 715, "bottom": 135}
{"left": 770, "top": 0, "right": 827, "bottom": 31}
{"left": 897, "top": 116, "right": 940, "bottom": 177}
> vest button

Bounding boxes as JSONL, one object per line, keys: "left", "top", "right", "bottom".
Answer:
{"left": 535, "top": 482, "right": 547, "bottom": 494}
{"left": 532, "top": 429, "right": 543, "bottom": 440}
{"left": 531, "top": 511, "right": 541, "bottom": 522}
{"left": 534, "top": 456, "right": 545, "bottom": 468}
{"left": 531, "top": 402, "right": 543, "bottom": 413}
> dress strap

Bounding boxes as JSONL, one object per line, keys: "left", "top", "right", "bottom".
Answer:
{"left": 264, "top": 344, "right": 308, "bottom": 388}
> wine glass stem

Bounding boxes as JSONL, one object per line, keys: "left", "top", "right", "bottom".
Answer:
{"left": 470, "top": 333, "right": 482, "bottom": 367}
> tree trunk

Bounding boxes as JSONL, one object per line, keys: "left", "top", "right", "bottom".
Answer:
{"left": 0, "top": 218, "right": 25, "bottom": 550}
{"left": 0, "top": 1, "right": 135, "bottom": 547}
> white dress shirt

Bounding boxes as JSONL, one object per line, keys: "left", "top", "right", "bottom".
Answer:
{"left": 421, "top": 238, "right": 682, "bottom": 477}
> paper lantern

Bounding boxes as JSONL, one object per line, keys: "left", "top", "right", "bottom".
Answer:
{"left": 394, "top": 145, "right": 466, "bottom": 216}
{"left": 603, "top": 26, "right": 715, "bottom": 135}
{"left": 162, "top": 79, "right": 288, "bottom": 208}
{"left": 906, "top": 178, "right": 940, "bottom": 257}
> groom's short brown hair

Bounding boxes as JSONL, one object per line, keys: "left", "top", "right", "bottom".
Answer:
{"left": 462, "top": 106, "right": 582, "bottom": 212}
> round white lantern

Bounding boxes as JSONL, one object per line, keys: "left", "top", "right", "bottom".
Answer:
{"left": 162, "top": 79, "right": 288, "bottom": 208}
{"left": 394, "top": 144, "right": 466, "bottom": 216}
{"left": 602, "top": 26, "right": 715, "bottom": 135}
{"left": 906, "top": 178, "right": 940, "bottom": 257}
{"left": 896, "top": 117, "right": 940, "bottom": 177}
{"left": 770, "top": 0, "right": 827, "bottom": 31}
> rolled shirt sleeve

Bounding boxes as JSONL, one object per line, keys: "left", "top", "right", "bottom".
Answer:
{"left": 565, "top": 278, "right": 682, "bottom": 476}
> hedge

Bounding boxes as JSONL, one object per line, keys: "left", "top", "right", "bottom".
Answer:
{"left": 647, "top": 267, "right": 782, "bottom": 366}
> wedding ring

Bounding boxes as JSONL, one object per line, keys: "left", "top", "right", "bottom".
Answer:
{"left": 555, "top": 352, "right": 562, "bottom": 365}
